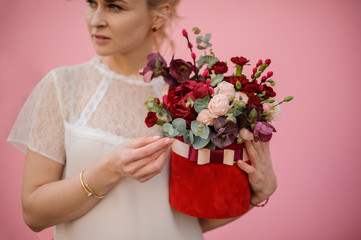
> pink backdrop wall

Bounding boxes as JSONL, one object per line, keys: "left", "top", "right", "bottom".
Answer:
{"left": 1, "top": 0, "right": 361, "bottom": 239}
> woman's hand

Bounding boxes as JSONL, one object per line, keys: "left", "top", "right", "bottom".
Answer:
{"left": 105, "top": 136, "right": 175, "bottom": 183}
{"left": 237, "top": 140, "right": 277, "bottom": 205}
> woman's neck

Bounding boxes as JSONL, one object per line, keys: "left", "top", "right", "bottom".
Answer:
{"left": 100, "top": 44, "right": 154, "bottom": 77}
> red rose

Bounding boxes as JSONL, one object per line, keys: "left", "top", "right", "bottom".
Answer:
{"left": 163, "top": 80, "right": 208, "bottom": 126}
{"left": 145, "top": 112, "right": 158, "bottom": 128}
{"left": 242, "top": 82, "right": 259, "bottom": 95}
{"left": 210, "top": 61, "right": 228, "bottom": 74}
{"left": 263, "top": 85, "right": 276, "bottom": 98}
{"left": 230, "top": 56, "right": 250, "bottom": 66}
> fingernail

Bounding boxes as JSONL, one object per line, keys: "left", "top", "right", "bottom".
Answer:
{"left": 153, "top": 135, "right": 161, "bottom": 139}
{"left": 165, "top": 138, "right": 174, "bottom": 144}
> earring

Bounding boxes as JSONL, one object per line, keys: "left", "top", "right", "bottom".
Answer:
{"left": 152, "top": 27, "right": 158, "bottom": 33}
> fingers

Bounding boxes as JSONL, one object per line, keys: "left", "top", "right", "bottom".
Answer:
{"left": 133, "top": 147, "right": 171, "bottom": 182}
{"left": 125, "top": 145, "right": 170, "bottom": 175}
{"left": 244, "top": 140, "right": 258, "bottom": 166}
{"left": 124, "top": 135, "right": 161, "bottom": 149}
{"left": 128, "top": 137, "right": 174, "bottom": 162}
{"left": 237, "top": 160, "right": 255, "bottom": 175}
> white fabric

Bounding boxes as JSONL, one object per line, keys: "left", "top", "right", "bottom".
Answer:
{"left": 7, "top": 57, "right": 203, "bottom": 240}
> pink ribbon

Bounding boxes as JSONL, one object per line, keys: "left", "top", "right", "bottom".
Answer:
{"left": 172, "top": 139, "right": 248, "bottom": 166}
{"left": 188, "top": 147, "right": 243, "bottom": 165}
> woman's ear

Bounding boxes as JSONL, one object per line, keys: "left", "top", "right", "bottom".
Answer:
{"left": 151, "top": 3, "right": 171, "bottom": 30}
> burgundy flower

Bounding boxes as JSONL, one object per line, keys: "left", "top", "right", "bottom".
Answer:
{"left": 230, "top": 56, "right": 250, "bottom": 66}
{"left": 247, "top": 96, "right": 263, "bottom": 109}
{"left": 224, "top": 76, "right": 249, "bottom": 86}
{"left": 145, "top": 112, "right": 158, "bottom": 128}
{"left": 210, "top": 61, "right": 228, "bottom": 74}
{"left": 211, "top": 117, "right": 239, "bottom": 148}
{"left": 141, "top": 53, "right": 167, "bottom": 82}
{"left": 263, "top": 85, "right": 276, "bottom": 98}
{"left": 242, "top": 82, "right": 259, "bottom": 95}
{"left": 162, "top": 80, "right": 207, "bottom": 126}
{"left": 236, "top": 114, "right": 248, "bottom": 129}
{"left": 253, "top": 122, "right": 276, "bottom": 142}
{"left": 169, "top": 59, "right": 193, "bottom": 84}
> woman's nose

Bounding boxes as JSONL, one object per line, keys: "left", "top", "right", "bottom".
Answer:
{"left": 90, "top": 7, "right": 107, "bottom": 28}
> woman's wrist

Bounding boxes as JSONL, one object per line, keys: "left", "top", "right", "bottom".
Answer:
{"left": 82, "top": 155, "right": 124, "bottom": 197}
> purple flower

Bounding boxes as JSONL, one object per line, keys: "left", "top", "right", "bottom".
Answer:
{"left": 211, "top": 117, "right": 239, "bottom": 148}
{"left": 169, "top": 59, "right": 193, "bottom": 84}
{"left": 253, "top": 122, "right": 276, "bottom": 142}
{"left": 141, "top": 53, "right": 167, "bottom": 82}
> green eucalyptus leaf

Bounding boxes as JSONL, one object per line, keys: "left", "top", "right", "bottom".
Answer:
{"left": 197, "top": 45, "right": 206, "bottom": 50}
{"left": 183, "top": 130, "right": 194, "bottom": 145}
{"left": 205, "top": 139, "right": 216, "bottom": 150}
{"left": 199, "top": 125, "right": 210, "bottom": 139}
{"left": 163, "top": 123, "right": 173, "bottom": 131}
{"left": 192, "top": 135, "right": 211, "bottom": 149}
{"left": 203, "top": 33, "right": 211, "bottom": 43}
{"left": 168, "top": 127, "right": 175, "bottom": 136}
{"left": 197, "top": 56, "right": 206, "bottom": 67}
{"left": 191, "top": 121, "right": 201, "bottom": 136}
{"left": 196, "top": 36, "right": 203, "bottom": 44}
{"left": 172, "top": 118, "right": 187, "bottom": 134}
{"left": 194, "top": 96, "right": 210, "bottom": 113}
{"left": 208, "top": 57, "right": 220, "bottom": 68}
{"left": 191, "top": 121, "right": 208, "bottom": 137}
{"left": 210, "top": 74, "right": 224, "bottom": 87}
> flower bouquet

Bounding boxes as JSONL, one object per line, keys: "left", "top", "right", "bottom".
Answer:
{"left": 142, "top": 27, "right": 293, "bottom": 219}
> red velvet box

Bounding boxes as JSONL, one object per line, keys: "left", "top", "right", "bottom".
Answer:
{"left": 169, "top": 137, "right": 251, "bottom": 219}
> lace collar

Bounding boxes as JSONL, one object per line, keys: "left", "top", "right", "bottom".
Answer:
{"left": 91, "top": 56, "right": 151, "bottom": 87}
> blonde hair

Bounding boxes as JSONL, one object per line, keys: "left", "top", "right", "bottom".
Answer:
{"left": 147, "top": 0, "right": 180, "bottom": 54}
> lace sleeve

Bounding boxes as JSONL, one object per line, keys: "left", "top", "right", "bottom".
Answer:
{"left": 7, "top": 70, "right": 66, "bottom": 164}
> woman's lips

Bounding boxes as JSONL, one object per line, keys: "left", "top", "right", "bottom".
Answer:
{"left": 93, "top": 34, "right": 111, "bottom": 44}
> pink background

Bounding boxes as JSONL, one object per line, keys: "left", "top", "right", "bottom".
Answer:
{"left": 1, "top": 0, "right": 361, "bottom": 239}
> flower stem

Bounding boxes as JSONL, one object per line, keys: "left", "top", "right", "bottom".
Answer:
{"left": 236, "top": 66, "right": 243, "bottom": 77}
{"left": 185, "top": 35, "right": 199, "bottom": 79}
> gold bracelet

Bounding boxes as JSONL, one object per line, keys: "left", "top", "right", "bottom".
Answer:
{"left": 80, "top": 170, "right": 105, "bottom": 199}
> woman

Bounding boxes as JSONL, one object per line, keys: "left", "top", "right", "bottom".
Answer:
{"left": 7, "top": 0, "right": 277, "bottom": 239}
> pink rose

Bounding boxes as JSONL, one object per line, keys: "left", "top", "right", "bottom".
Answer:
{"left": 208, "top": 94, "right": 230, "bottom": 116}
{"left": 238, "top": 128, "right": 254, "bottom": 141}
{"left": 196, "top": 109, "right": 216, "bottom": 126}
{"left": 233, "top": 91, "right": 249, "bottom": 104}
{"left": 214, "top": 81, "right": 235, "bottom": 100}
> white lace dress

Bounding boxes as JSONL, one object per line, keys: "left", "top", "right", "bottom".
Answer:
{"left": 7, "top": 57, "right": 204, "bottom": 240}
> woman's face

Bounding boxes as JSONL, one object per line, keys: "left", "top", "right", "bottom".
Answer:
{"left": 86, "top": 0, "right": 154, "bottom": 57}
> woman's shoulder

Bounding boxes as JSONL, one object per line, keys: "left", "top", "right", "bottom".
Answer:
{"left": 49, "top": 57, "right": 97, "bottom": 79}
